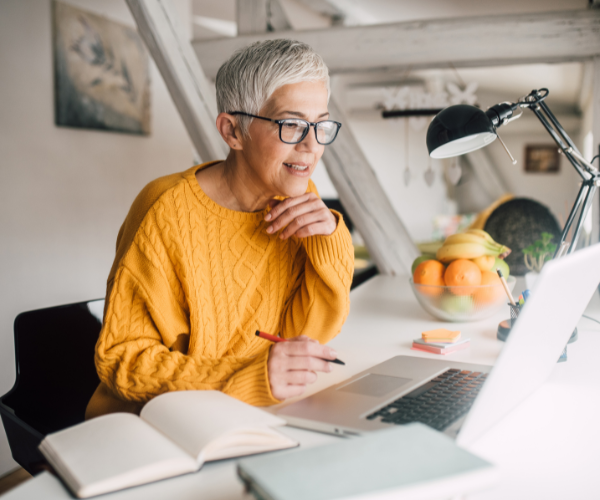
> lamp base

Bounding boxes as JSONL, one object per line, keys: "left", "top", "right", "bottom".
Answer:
{"left": 497, "top": 319, "right": 577, "bottom": 350}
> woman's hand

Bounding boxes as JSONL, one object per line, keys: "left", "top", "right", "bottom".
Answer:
{"left": 267, "top": 335, "right": 337, "bottom": 400}
{"left": 265, "top": 193, "right": 337, "bottom": 239}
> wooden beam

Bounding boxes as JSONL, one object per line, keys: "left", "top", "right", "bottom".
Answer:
{"left": 323, "top": 98, "right": 420, "bottom": 275}
{"left": 295, "top": 0, "right": 345, "bottom": 23}
{"left": 126, "top": 0, "right": 228, "bottom": 162}
{"left": 268, "top": 0, "right": 292, "bottom": 32}
{"left": 193, "top": 10, "right": 600, "bottom": 79}
{"left": 464, "top": 148, "right": 509, "bottom": 202}
{"left": 592, "top": 56, "right": 600, "bottom": 244}
{"left": 237, "top": 0, "right": 291, "bottom": 35}
{"left": 237, "top": 0, "right": 268, "bottom": 35}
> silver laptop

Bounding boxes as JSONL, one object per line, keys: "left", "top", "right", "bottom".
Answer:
{"left": 278, "top": 243, "right": 600, "bottom": 447}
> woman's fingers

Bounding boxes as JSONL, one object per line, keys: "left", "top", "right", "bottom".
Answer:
{"left": 265, "top": 193, "right": 315, "bottom": 222}
{"left": 282, "top": 338, "right": 337, "bottom": 360}
{"left": 264, "top": 192, "right": 337, "bottom": 239}
{"left": 284, "top": 354, "right": 332, "bottom": 372}
{"left": 267, "top": 336, "right": 338, "bottom": 401}
{"left": 266, "top": 198, "right": 322, "bottom": 234}
{"left": 278, "top": 209, "right": 326, "bottom": 239}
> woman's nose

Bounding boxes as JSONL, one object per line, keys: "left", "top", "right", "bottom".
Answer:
{"left": 296, "top": 125, "right": 321, "bottom": 153}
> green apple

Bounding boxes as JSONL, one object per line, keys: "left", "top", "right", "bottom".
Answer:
{"left": 494, "top": 257, "right": 510, "bottom": 277}
{"left": 440, "top": 294, "right": 474, "bottom": 314}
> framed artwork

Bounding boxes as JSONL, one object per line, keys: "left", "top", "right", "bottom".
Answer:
{"left": 524, "top": 145, "right": 560, "bottom": 173}
{"left": 52, "top": 1, "right": 151, "bottom": 135}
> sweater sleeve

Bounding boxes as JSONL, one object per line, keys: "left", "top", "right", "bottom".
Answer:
{"left": 95, "top": 236, "right": 278, "bottom": 407}
{"left": 280, "top": 209, "right": 354, "bottom": 343}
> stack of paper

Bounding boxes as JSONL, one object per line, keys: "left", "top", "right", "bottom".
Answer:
{"left": 412, "top": 328, "right": 469, "bottom": 354}
{"left": 412, "top": 338, "right": 470, "bottom": 355}
{"left": 421, "top": 328, "right": 461, "bottom": 343}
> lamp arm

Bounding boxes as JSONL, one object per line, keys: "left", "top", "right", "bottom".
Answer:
{"left": 524, "top": 104, "right": 591, "bottom": 179}
{"left": 509, "top": 89, "right": 600, "bottom": 255}
{"left": 515, "top": 90, "right": 595, "bottom": 178}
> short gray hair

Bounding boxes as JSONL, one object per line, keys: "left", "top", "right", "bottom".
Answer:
{"left": 216, "top": 39, "right": 330, "bottom": 137}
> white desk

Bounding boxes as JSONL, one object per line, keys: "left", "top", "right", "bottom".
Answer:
{"left": 4, "top": 276, "right": 600, "bottom": 499}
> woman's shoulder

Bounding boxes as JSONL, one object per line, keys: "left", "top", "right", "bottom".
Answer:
{"left": 112, "top": 165, "right": 207, "bottom": 256}
{"left": 131, "top": 166, "right": 197, "bottom": 219}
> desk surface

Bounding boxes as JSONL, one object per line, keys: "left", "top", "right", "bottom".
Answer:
{"left": 4, "top": 275, "right": 600, "bottom": 500}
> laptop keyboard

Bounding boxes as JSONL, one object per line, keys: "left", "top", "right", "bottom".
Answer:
{"left": 365, "top": 368, "right": 488, "bottom": 431}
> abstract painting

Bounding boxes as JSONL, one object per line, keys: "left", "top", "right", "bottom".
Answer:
{"left": 53, "top": 1, "right": 151, "bottom": 135}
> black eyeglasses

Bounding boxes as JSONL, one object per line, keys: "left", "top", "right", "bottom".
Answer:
{"left": 229, "top": 111, "right": 342, "bottom": 145}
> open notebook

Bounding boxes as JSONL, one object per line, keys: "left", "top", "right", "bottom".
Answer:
{"left": 39, "top": 391, "right": 297, "bottom": 498}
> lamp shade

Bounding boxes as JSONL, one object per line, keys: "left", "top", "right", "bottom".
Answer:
{"left": 426, "top": 105, "right": 497, "bottom": 158}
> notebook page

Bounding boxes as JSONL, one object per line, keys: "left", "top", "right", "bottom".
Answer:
{"left": 39, "top": 413, "right": 197, "bottom": 498}
{"left": 140, "top": 391, "right": 292, "bottom": 461}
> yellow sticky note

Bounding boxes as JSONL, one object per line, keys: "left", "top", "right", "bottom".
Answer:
{"left": 422, "top": 328, "right": 461, "bottom": 343}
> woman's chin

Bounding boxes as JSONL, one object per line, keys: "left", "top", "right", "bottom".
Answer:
{"left": 282, "top": 181, "right": 310, "bottom": 198}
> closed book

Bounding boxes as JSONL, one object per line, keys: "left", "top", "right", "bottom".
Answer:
{"left": 412, "top": 341, "right": 469, "bottom": 355}
{"left": 413, "top": 338, "right": 470, "bottom": 349}
{"left": 39, "top": 391, "right": 297, "bottom": 498}
{"left": 237, "top": 424, "right": 498, "bottom": 500}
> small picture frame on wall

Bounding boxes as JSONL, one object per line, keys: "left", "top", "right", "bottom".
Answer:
{"left": 524, "top": 145, "right": 560, "bottom": 173}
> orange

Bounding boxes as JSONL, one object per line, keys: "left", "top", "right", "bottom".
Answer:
{"left": 475, "top": 270, "right": 503, "bottom": 303}
{"left": 444, "top": 259, "right": 482, "bottom": 295}
{"left": 413, "top": 260, "right": 445, "bottom": 296}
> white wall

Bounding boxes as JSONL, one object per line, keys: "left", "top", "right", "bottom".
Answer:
{"left": 0, "top": 0, "right": 194, "bottom": 475}
{"left": 347, "top": 113, "right": 453, "bottom": 243}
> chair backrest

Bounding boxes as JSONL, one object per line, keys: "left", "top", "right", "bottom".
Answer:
{"left": 1, "top": 299, "right": 104, "bottom": 436}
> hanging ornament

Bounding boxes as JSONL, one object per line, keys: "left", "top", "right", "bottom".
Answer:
{"left": 446, "top": 82, "right": 479, "bottom": 106}
{"left": 446, "top": 157, "right": 462, "bottom": 186}
{"left": 403, "top": 119, "right": 411, "bottom": 186}
{"left": 424, "top": 157, "right": 435, "bottom": 187}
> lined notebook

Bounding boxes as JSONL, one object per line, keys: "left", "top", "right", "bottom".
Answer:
{"left": 237, "top": 424, "right": 498, "bottom": 500}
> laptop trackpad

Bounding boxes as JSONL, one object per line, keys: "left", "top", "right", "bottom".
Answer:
{"left": 337, "top": 374, "right": 412, "bottom": 398}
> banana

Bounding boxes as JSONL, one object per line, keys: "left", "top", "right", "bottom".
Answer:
{"left": 437, "top": 243, "right": 488, "bottom": 262}
{"left": 437, "top": 240, "right": 511, "bottom": 263}
{"left": 443, "top": 233, "right": 502, "bottom": 251}
{"left": 465, "top": 228, "right": 495, "bottom": 243}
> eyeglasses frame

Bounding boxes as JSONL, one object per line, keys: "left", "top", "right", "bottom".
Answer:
{"left": 228, "top": 111, "right": 342, "bottom": 145}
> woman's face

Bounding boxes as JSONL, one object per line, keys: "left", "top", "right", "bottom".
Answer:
{"left": 239, "top": 80, "right": 329, "bottom": 199}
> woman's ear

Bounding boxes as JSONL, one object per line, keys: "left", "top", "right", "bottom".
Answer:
{"left": 216, "top": 113, "right": 243, "bottom": 150}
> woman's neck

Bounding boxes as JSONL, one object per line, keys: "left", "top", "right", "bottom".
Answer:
{"left": 196, "top": 154, "right": 273, "bottom": 213}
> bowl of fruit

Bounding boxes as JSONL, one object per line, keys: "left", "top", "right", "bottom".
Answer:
{"left": 410, "top": 229, "right": 516, "bottom": 322}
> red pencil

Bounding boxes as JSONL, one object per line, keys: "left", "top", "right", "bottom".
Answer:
{"left": 255, "top": 330, "right": 345, "bottom": 365}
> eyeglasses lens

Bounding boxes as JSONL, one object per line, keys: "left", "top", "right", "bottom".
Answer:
{"left": 280, "top": 120, "right": 308, "bottom": 144}
{"left": 316, "top": 121, "right": 337, "bottom": 144}
{"left": 280, "top": 120, "right": 338, "bottom": 145}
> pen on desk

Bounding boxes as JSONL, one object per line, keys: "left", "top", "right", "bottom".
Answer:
{"left": 496, "top": 269, "right": 517, "bottom": 306}
{"left": 255, "top": 330, "right": 345, "bottom": 365}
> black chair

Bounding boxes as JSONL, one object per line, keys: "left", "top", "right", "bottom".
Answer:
{"left": 0, "top": 300, "right": 103, "bottom": 474}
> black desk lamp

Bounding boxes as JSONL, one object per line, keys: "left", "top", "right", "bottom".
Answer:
{"left": 426, "top": 89, "right": 600, "bottom": 256}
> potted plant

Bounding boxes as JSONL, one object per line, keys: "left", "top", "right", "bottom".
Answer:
{"left": 522, "top": 232, "right": 557, "bottom": 289}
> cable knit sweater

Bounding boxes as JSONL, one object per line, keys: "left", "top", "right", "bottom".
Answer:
{"left": 86, "top": 162, "right": 354, "bottom": 418}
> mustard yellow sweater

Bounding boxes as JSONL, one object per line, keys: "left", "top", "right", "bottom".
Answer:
{"left": 86, "top": 162, "right": 353, "bottom": 418}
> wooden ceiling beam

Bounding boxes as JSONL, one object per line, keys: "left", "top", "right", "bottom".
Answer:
{"left": 193, "top": 9, "right": 600, "bottom": 79}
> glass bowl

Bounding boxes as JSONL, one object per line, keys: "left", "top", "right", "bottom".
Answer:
{"left": 409, "top": 275, "right": 517, "bottom": 322}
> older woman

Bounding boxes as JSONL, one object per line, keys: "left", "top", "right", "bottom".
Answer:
{"left": 85, "top": 39, "right": 354, "bottom": 419}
